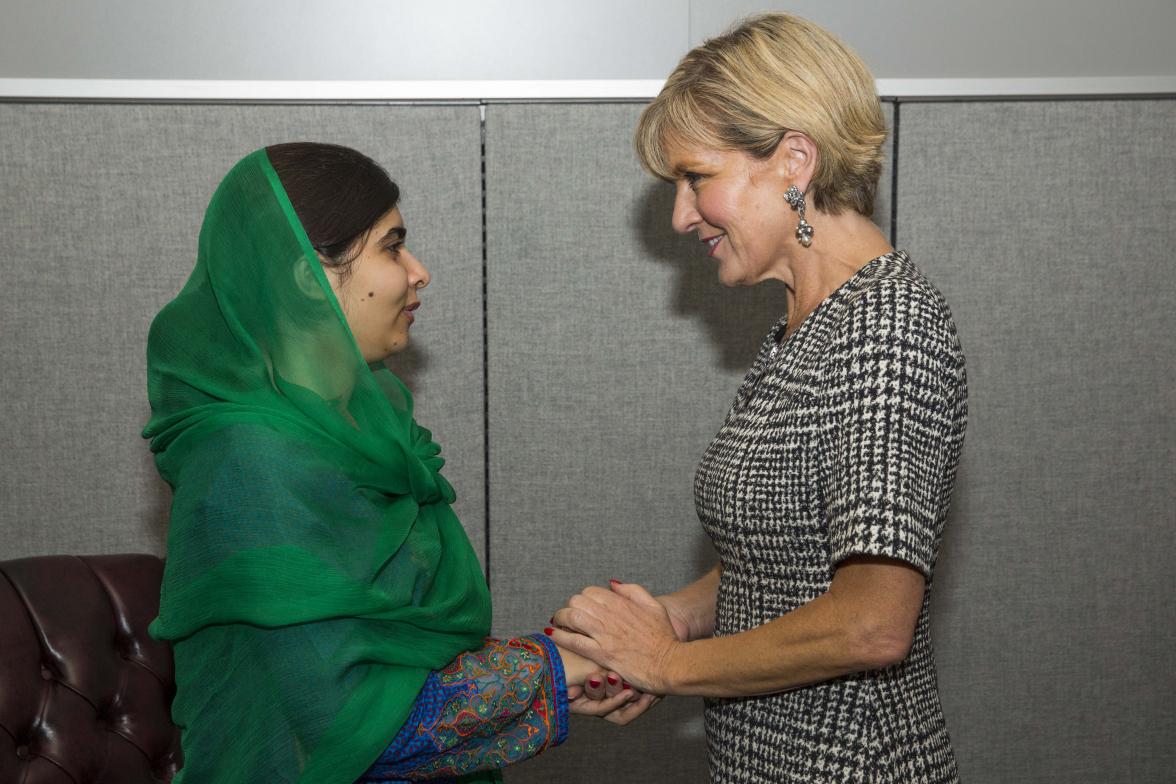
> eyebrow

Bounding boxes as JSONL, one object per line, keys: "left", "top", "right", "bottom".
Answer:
{"left": 379, "top": 225, "right": 407, "bottom": 243}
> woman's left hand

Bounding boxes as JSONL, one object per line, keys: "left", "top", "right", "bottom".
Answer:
{"left": 550, "top": 582, "right": 683, "bottom": 694}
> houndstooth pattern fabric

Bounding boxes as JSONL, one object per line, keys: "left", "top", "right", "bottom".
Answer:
{"left": 695, "top": 251, "right": 966, "bottom": 783}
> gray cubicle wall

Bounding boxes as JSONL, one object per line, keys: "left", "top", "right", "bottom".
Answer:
{"left": 1, "top": 97, "right": 1173, "bottom": 783}
{"left": 895, "top": 99, "right": 1176, "bottom": 782}
{"left": 0, "top": 103, "right": 486, "bottom": 561}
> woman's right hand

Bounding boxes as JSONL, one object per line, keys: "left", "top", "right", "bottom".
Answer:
{"left": 568, "top": 669, "right": 629, "bottom": 701}
{"left": 545, "top": 576, "right": 708, "bottom": 725}
{"left": 554, "top": 642, "right": 659, "bottom": 725}
{"left": 570, "top": 688, "right": 661, "bottom": 725}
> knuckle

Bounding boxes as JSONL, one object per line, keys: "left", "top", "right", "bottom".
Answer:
{"left": 584, "top": 586, "right": 612, "bottom": 602}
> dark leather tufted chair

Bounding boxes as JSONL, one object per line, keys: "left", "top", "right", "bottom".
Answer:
{"left": 0, "top": 555, "right": 182, "bottom": 783}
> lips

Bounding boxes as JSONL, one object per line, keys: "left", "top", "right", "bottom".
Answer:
{"left": 405, "top": 301, "right": 420, "bottom": 324}
{"left": 702, "top": 233, "right": 726, "bottom": 256}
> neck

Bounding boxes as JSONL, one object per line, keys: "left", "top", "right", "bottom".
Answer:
{"left": 772, "top": 209, "right": 893, "bottom": 337}
{"left": 273, "top": 331, "right": 357, "bottom": 408}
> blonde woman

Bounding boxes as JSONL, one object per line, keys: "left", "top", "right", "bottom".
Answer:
{"left": 551, "top": 14, "right": 967, "bottom": 782}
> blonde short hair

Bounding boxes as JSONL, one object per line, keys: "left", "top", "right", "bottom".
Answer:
{"left": 635, "top": 13, "right": 886, "bottom": 216}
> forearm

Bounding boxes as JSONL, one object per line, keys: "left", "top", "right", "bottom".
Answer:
{"left": 660, "top": 561, "right": 921, "bottom": 698}
{"left": 661, "top": 590, "right": 869, "bottom": 697}
{"left": 657, "top": 564, "right": 721, "bottom": 641}
{"left": 360, "top": 636, "right": 568, "bottom": 781}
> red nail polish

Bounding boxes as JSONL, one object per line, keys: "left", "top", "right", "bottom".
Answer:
{"left": 609, "top": 579, "right": 623, "bottom": 585}
{"left": 588, "top": 679, "right": 601, "bottom": 688}
{"left": 544, "top": 627, "right": 554, "bottom": 636}
{"left": 622, "top": 682, "right": 632, "bottom": 690}
{"left": 607, "top": 675, "right": 618, "bottom": 685}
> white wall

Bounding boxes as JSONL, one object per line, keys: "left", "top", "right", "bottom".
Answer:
{"left": 1, "top": 0, "right": 1173, "bottom": 84}
{"left": 691, "top": 0, "right": 1176, "bottom": 80}
{"left": 0, "top": 0, "right": 686, "bottom": 80}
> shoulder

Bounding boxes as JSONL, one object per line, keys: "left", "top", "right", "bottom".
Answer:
{"left": 843, "top": 257, "right": 956, "bottom": 337}
{"left": 832, "top": 255, "right": 964, "bottom": 370}
{"left": 817, "top": 254, "right": 966, "bottom": 406}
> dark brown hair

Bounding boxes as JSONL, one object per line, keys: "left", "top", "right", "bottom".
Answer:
{"left": 266, "top": 142, "right": 400, "bottom": 272}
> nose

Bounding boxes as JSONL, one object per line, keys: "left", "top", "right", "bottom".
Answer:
{"left": 670, "top": 181, "right": 700, "bottom": 235}
{"left": 404, "top": 248, "right": 431, "bottom": 289}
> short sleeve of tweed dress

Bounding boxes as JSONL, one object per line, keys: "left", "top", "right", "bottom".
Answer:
{"left": 820, "top": 281, "right": 964, "bottom": 578}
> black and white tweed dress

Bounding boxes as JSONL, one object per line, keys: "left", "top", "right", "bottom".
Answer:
{"left": 695, "top": 251, "right": 966, "bottom": 783}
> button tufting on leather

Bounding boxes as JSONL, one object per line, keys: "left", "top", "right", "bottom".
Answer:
{"left": 2, "top": 555, "right": 183, "bottom": 780}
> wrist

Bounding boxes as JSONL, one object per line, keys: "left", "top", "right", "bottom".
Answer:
{"left": 653, "top": 639, "right": 690, "bottom": 694}
{"left": 657, "top": 594, "right": 696, "bottom": 642}
{"left": 554, "top": 643, "right": 592, "bottom": 684}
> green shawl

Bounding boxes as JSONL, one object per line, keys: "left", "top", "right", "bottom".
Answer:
{"left": 145, "top": 149, "right": 494, "bottom": 783}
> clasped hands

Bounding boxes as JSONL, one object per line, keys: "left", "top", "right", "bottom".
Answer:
{"left": 547, "top": 580, "right": 689, "bottom": 725}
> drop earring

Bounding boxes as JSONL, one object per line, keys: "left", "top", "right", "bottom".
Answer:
{"left": 785, "top": 185, "right": 814, "bottom": 247}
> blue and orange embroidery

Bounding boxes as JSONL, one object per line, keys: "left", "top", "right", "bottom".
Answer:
{"left": 361, "top": 635, "right": 568, "bottom": 782}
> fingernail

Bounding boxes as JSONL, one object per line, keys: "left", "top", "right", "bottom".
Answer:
{"left": 609, "top": 579, "right": 623, "bottom": 585}
{"left": 607, "top": 675, "right": 618, "bottom": 685}
{"left": 588, "top": 678, "right": 601, "bottom": 688}
{"left": 622, "top": 682, "right": 632, "bottom": 690}
{"left": 544, "top": 627, "right": 554, "bottom": 636}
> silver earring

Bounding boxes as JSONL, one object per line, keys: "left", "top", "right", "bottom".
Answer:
{"left": 785, "top": 185, "right": 814, "bottom": 247}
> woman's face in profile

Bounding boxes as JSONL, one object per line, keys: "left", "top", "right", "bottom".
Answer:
{"left": 325, "top": 207, "right": 430, "bottom": 362}
{"left": 664, "top": 139, "right": 792, "bottom": 288}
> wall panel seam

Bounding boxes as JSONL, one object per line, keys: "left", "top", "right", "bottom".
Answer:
{"left": 890, "top": 101, "right": 900, "bottom": 249}
{"left": 480, "top": 104, "right": 492, "bottom": 587}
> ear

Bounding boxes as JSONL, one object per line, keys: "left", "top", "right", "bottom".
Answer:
{"left": 293, "top": 255, "right": 330, "bottom": 301}
{"left": 769, "top": 130, "right": 818, "bottom": 189}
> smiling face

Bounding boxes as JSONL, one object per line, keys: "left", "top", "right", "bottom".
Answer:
{"left": 665, "top": 138, "right": 799, "bottom": 288}
{"left": 324, "top": 207, "right": 430, "bottom": 362}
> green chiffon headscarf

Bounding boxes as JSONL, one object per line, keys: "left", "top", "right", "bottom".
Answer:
{"left": 145, "top": 149, "right": 495, "bottom": 783}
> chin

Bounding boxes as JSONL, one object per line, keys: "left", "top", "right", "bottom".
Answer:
{"left": 386, "top": 333, "right": 411, "bottom": 355}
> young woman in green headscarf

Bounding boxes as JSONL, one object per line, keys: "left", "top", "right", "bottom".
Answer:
{"left": 144, "top": 143, "right": 645, "bottom": 784}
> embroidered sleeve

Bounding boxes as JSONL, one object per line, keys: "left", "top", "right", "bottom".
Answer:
{"left": 358, "top": 634, "right": 569, "bottom": 782}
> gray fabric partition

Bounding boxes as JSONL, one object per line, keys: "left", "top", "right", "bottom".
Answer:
{"left": 896, "top": 99, "right": 1176, "bottom": 783}
{"left": 0, "top": 103, "right": 485, "bottom": 562}
{"left": 485, "top": 101, "right": 893, "bottom": 782}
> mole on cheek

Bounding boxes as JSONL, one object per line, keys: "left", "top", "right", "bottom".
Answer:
{"left": 368, "top": 292, "right": 375, "bottom": 299}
